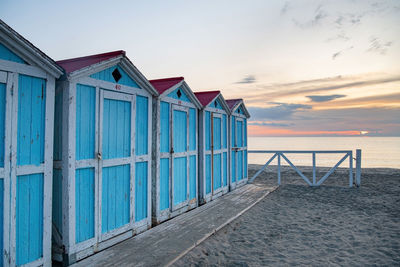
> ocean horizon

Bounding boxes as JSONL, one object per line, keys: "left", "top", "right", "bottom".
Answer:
{"left": 248, "top": 136, "right": 400, "bottom": 169}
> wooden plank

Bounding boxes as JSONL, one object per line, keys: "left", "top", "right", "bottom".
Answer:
{"left": 71, "top": 184, "right": 278, "bottom": 267}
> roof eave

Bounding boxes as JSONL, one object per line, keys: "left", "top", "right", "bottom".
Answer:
{"left": 0, "top": 20, "right": 63, "bottom": 78}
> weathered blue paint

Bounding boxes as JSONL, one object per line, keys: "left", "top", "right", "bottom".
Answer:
{"left": 244, "top": 119, "right": 247, "bottom": 146}
{"left": 0, "top": 43, "right": 26, "bottom": 64}
{"left": 236, "top": 105, "right": 245, "bottom": 115}
{"left": 17, "top": 75, "right": 46, "bottom": 166}
{"left": 189, "top": 108, "right": 196, "bottom": 151}
{"left": 231, "top": 117, "right": 235, "bottom": 147}
{"left": 231, "top": 151, "right": 236, "bottom": 183}
{"left": 16, "top": 173, "right": 43, "bottom": 265}
{"left": 102, "top": 165, "right": 130, "bottom": 233}
{"left": 244, "top": 150, "right": 248, "bottom": 177}
{"left": 213, "top": 117, "right": 221, "bottom": 150}
{"left": 237, "top": 151, "right": 243, "bottom": 181}
{"left": 102, "top": 98, "right": 131, "bottom": 159}
{"left": 173, "top": 157, "right": 187, "bottom": 205}
{"left": 167, "top": 87, "right": 190, "bottom": 103}
{"left": 189, "top": 155, "right": 196, "bottom": 199}
{"left": 135, "top": 162, "right": 148, "bottom": 221}
{"left": 173, "top": 110, "right": 187, "bottom": 153}
{"left": 205, "top": 111, "right": 211, "bottom": 151}
{"left": 53, "top": 89, "right": 63, "bottom": 161}
{"left": 213, "top": 154, "right": 221, "bottom": 190}
{"left": 222, "top": 114, "right": 227, "bottom": 149}
{"left": 52, "top": 169, "right": 63, "bottom": 233}
{"left": 237, "top": 121, "right": 243, "bottom": 147}
{"left": 76, "top": 84, "right": 96, "bottom": 160}
{"left": 160, "top": 101, "right": 170, "bottom": 153}
{"left": 0, "top": 178, "right": 3, "bottom": 267}
{"left": 223, "top": 152, "right": 227, "bottom": 186}
{"left": 0, "top": 82, "right": 5, "bottom": 167}
{"left": 75, "top": 168, "right": 95, "bottom": 243}
{"left": 159, "top": 158, "right": 169, "bottom": 210}
{"left": 205, "top": 155, "right": 211, "bottom": 194}
{"left": 173, "top": 109, "right": 187, "bottom": 205}
{"left": 136, "top": 95, "right": 148, "bottom": 156}
{"left": 90, "top": 65, "right": 140, "bottom": 88}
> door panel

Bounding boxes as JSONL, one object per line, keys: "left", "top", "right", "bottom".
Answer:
{"left": 100, "top": 92, "right": 133, "bottom": 234}
{"left": 213, "top": 154, "right": 221, "bottom": 190}
{"left": 172, "top": 108, "right": 188, "bottom": 210}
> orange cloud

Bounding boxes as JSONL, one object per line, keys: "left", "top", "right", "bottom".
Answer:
{"left": 248, "top": 125, "right": 361, "bottom": 136}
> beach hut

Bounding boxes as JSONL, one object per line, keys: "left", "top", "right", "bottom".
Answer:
{"left": 0, "top": 20, "right": 63, "bottom": 266}
{"left": 195, "top": 91, "right": 231, "bottom": 204}
{"left": 226, "top": 99, "right": 250, "bottom": 189}
{"left": 53, "top": 51, "right": 158, "bottom": 264}
{"left": 149, "top": 77, "right": 202, "bottom": 224}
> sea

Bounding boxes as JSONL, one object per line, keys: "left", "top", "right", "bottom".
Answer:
{"left": 248, "top": 137, "right": 400, "bottom": 169}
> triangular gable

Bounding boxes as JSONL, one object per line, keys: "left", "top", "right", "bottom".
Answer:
{"left": 90, "top": 64, "right": 140, "bottom": 88}
{"left": 0, "top": 20, "right": 63, "bottom": 78}
{"left": 0, "top": 42, "right": 26, "bottom": 64}
{"left": 56, "top": 50, "right": 158, "bottom": 96}
{"left": 231, "top": 101, "right": 250, "bottom": 118}
{"left": 167, "top": 86, "right": 191, "bottom": 102}
{"left": 212, "top": 98, "right": 224, "bottom": 110}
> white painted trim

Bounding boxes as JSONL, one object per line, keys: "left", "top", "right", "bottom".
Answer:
{"left": 0, "top": 70, "right": 6, "bottom": 83}
{"left": 0, "top": 59, "right": 47, "bottom": 79}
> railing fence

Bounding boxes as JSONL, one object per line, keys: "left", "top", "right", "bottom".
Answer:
{"left": 248, "top": 149, "right": 362, "bottom": 187}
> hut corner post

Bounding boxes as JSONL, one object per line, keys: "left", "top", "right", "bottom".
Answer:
{"left": 355, "top": 149, "right": 362, "bottom": 187}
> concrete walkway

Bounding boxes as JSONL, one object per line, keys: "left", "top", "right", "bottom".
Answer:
{"left": 71, "top": 183, "right": 277, "bottom": 267}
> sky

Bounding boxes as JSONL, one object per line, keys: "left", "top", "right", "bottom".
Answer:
{"left": 1, "top": 0, "right": 399, "bottom": 136}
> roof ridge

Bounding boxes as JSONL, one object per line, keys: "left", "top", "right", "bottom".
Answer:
{"left": 149, "top": 76, "right": 184, "bottom": 82}
{"left": 56, "top": 50, "right": 125, "bottom": 64}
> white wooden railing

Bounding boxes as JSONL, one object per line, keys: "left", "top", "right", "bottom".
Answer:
{"left": 248, "top": 149, "right": 362, "bottom": 187}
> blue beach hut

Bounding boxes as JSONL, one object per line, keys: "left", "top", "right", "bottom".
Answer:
{"left": 149, "top": 77, "right": 202, "bottom": 224}
{"left": 195, "top": 91, "right": 231, "bottom": 204}
{"left": 0, "top": 20, "right": 63, "bottom": 266}
{"left": 226, "top": 99, "right": 250, "bottom": 190}
{"left": 52, "top": 51, "right": 158, "bottom": 264}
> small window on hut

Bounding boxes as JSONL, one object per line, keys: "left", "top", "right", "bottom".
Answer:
{"left": 177, "top": 89, "right": 182, "bottom": 98}
{"left": 214, "top": 101, "right": 217, "bottom": 108}
{"left": 112, "top": 68, "right": 122, "bottom": 83}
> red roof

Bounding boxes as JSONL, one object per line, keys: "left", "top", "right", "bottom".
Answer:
{"left": 149, "top": 77, "right": 184, "bottom": 95}
{"left": 56, "top": 50, "right": 125, "bottom": 74}
{"left": 226, "top": 99, "right": 242, "bottom": 110}
{"left": 194, "top": 91, "right": 220, "bottom": 107}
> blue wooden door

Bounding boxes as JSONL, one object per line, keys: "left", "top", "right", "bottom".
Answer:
{"left": 99, "top": 90, "right": 134, "bottom": 240}
{"left": 15, "top": 74, "right": 47, "bottom": 265}
{"left": 236, "top": 118, "right": 244, "bottom": 181}
{"left": 172, "top": 105, "right": 189, "bottom": 211}
{"left": 212, "top": 113, "right": 223, "bottom": 193}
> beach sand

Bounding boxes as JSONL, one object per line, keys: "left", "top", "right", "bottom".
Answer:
{"left": 175, "top": 165, "right": 400, "bottom": 266}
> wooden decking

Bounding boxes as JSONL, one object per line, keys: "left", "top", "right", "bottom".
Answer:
{"left": 71, "top": 183, "right": 277, "bottom": 267}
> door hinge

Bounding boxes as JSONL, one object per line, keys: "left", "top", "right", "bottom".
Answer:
{"left": 10, "top": 84, "right": 14, "bottom": 96}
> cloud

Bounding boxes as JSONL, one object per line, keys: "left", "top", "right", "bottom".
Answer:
{"left": 245, "top": 74, "right": 400, "bottom": 103}
{"left": 332, "top": 46, "right": 353, "bottom": 59}
{"left": 249, "top": 121, "right": 293, "bottom": 127}
{"left": 367, "top": 36, "right": 393, "bottom": 55}
{"left": 292, "top": 4, "right": 328, "bottom": 28}
{"left": 306, "top": 94, "right": 346, "bottom": 102}
{"left": 236, "top": 75, "right": 256, "bottom": 84}
{"left": 248, "top": 106, "right": 400, "bottom": 136}
{"left": 280, "top": 2, "right": 290, "bottom": 16}
{"left": 248, "top": 102, "right": 312, "bottom": 120}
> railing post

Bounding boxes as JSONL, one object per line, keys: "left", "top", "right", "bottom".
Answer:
{"left": 277, "top": 153, "right": 281, "bottom": 185}
{"left": 349, "top": 151, "right": 353, "bottom": 187}
{"left": 312, "top": 152, "right": 316, "bottom": 186}
{"left": 355, "top": 149, "right": 362, "bottom": 187}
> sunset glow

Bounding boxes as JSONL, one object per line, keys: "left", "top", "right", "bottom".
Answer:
{"left": 1, "top": 0, "right": 399, "bottom": 136}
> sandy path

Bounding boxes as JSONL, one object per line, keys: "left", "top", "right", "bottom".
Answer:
{"left": 175, "top": 165, "right": 400, "bottom": 266}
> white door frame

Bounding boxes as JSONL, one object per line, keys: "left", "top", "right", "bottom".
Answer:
{"left": 170, "top": 104, "right": 190, "bottom": 211}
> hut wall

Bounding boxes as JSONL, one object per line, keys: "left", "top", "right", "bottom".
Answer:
{"left": 52, "top": 63, "right": 153, "bottom": 264}
{"left": 1, "top": 39, "right": 60, "bottom": 266}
